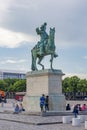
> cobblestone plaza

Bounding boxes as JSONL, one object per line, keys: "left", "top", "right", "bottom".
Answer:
{"left": 0, "top": 99, "right": 86, "bottom": 130}
{"left": 0, "top": 114, "right": 85, "bottom": 130}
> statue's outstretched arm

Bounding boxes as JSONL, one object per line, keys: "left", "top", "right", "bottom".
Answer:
{"left": 36, "top": 28, "right": 41, "bottom": 34}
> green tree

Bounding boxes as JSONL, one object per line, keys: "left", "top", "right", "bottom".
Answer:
{"left": 77, "top": 79, "right": 87, "bottom": 95}
{"left": 0, "top": 80, "right": 8, "bottom": 91}
{"left": 4, "top": 78, "right": 18, "bottom": 91}
{"left": 62, "top": 77, "right": 70, "bottom": 93}
{"left": 69, "top": 76, "right": 80, "bottom": 99}
{"left": 8, "top": 79, "right": 26, "bottom": 92}
{"left": 63, "top": 76, "right": 80, "bottom": 99}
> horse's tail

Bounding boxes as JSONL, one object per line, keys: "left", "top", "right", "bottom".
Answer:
{"left": 31, "top": 50, "right": 35, "bottom": 71}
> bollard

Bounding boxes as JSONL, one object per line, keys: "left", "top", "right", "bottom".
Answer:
{"left": 78, "top": 115, "right": 85, "bottom": 123}
{"left": 72, "top": 117, "right": 80, "bottom": 126}
{"left": 85, "top": 121, "right": 87, "bottom": 129}
{"left": 62, "top": 116, "right": 71, "bottom": 124}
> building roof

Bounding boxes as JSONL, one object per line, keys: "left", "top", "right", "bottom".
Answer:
{"left": 0, "top": 69, "right": 26, "bottom": 74}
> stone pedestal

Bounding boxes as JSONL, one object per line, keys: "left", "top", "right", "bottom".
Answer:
{"left": 23, "top": 69, "right": 66, "bottom": 112}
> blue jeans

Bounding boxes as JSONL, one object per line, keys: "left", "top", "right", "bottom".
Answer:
{"left": 74, "top": 112, "right": 78, "bottom": 118}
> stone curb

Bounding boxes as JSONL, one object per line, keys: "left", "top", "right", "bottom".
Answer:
{"left": 0, "top": 118, "right": 62, "bottom": 125}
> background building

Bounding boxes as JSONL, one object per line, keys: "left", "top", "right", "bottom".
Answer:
{"left": 0, "top": 69, "right": 26, "bottom": 79}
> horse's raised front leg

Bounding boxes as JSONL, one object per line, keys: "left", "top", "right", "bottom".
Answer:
{"left": 38, "top": 56, "right": 44, "bottom": 70}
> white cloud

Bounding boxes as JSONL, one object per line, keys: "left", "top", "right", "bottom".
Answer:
{"left": 0, "top": 28, "right": 37, "bottom": 48}
{"left": 0, "top": 59, "right": 27, "bottom": 64}
{"left": 0, "top": 0, "right": 87, "bottom": 75}
{"left": 83, "top": 56, "right": 87, "bottom": 59}
{"left": 0, "top": 0, "right": 13, "bottom": 22}
{"left": 63, "top": 73, "right": 87, "bottom": 80}
{"left": 0, "top": 0, "right": 86, "bottom": 48}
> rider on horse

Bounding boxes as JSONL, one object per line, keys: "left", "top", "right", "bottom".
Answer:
{"left": 36, "top": 22, "right": 48, "bottom": 55}
{"left": 31, "top": 23, "right": 58, "bottom": 71}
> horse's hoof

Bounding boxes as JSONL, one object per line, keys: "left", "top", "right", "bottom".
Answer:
{"left": 51, "top": 68, "right": 54, "bottom": 70}
{"left": 54, "top": 54, "right": 58, "bottom": 57}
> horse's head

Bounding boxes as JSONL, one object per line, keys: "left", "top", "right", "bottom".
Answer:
{"left": 49, "top": 27, "right": 55, "bottom": 39}
{"left": 48, "top": 27, "right": 55, "bottom": 46}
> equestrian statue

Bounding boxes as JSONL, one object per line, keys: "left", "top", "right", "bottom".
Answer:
{"left": 31, "top": 22, "right": 58, "bottom": 71}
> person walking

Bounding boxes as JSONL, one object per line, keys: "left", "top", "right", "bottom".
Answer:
{"left": 73, "top": 104, "right": 78, "bottom": 118}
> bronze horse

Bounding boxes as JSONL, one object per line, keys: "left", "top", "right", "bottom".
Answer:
{"left": 31, "top": 28, "right": 58, "bottom": 71}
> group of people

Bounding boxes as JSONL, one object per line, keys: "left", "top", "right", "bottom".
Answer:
{"left": 14, "top": 94, "right": 49, "bottom": 113}
{"left": 40, "top": 94, "right": 49, "bottom": 112}
{"left": 66, "top": 103, "right": 79, "bottom": 118}
{"left": 66, "top": 103, "right": 87, "bottom": 118}
{"left": 14, "top": 103, "right": 25, "bottom": 114}
{"left": 74, "top": 103, "right": 87, "bottom": 111}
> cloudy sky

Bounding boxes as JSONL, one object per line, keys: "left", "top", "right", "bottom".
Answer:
{"left": 0, "top": 0, "right": 87, "bottom": 78}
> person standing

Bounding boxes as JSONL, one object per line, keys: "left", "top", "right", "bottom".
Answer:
{"left": 0, "top": 94, "right": 2, "bottom": 103}
{"left": 66, "top": 104, "right": 71, "bottom": 111}
{"left": 45, "top": 95, "right": 49, "bottom": 111}
{"left": 40, "top": 94, "right": 45, "bottom": 112}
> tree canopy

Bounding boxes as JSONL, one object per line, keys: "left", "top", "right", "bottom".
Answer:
{"left": 0, "top": 78, "right": 26, "bottom": 92}
{"left": 62, "top": 76, "right": 87, "bottom": 99}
